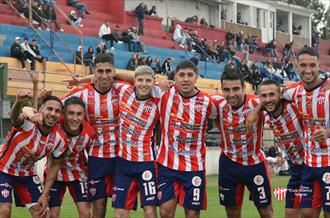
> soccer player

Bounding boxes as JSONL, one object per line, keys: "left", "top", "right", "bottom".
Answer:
{"left": 212, "top": 68, "right": 274, "bottom": 218}
{"left": 113, "top": 66, "right": 161, "bottom": 218}
{"left": 63, "top": 53, "right": 128, "bottom": 218}
{"left": 282, "top": 47, "right": 330, "bottom": 218}
{"left": 258, "top": 80, "right": 306, "bottom": 218}
{"left": 156, "top": 60, "right": 216, "bottom": 218}
{"left": 0, "top": 90, "right": 67, "bottom": 218}
{"left": 46, "top": 96, "right": 95, "bottom": 218}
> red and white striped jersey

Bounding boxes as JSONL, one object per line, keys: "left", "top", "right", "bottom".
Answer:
{"left": 117, "top": 84, "right": 161, "bottom": 162}
{"left": 284, "top": 79, "right": 330, "bottom": 167}
{"left": 264, "top": 101, "right": 305, "bottom": 165}
{"left": 212, "top": 94, "right": 265, "bottom": 166}
{"left": 156, "top": 86, "right": 216, "bottom": 171}
{"left": 54, "top": 120, "right": 95, "bottom": 182}
{"left": 0, "top": 120, "right": 67, "bottom": 176}
{"left": 63, "top": 81, "right": 127, "bottom": 158}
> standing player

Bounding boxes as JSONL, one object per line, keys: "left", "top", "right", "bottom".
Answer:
{"left": 283, "top": 47, "right": 330, "bottom": 218}
{"left": 156, "top": 60, "right": 216, "bottom": 218}
{"left": 63, "top": 53, "right": 127, "bottom": 218}
{"left": 46, "top": 96, "right": 95, "bottom": 218}
{"left": 0, "top": 91, "right": 67, "bottom": 218}
{"left": 113, "top": 66, "right": 160, "bottom": 218}
{"left": 212, "top": 68, "right": 274, "bottom": 218}
{"left": 258, "top": 80, "right": 306, "bottom": 218}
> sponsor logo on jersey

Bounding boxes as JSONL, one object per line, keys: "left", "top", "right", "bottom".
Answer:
{"left": 1, "top": 189, "right": 9, "bottom": 198}
{"left": 253, "top": 175, "right": 264, "bottom": 186}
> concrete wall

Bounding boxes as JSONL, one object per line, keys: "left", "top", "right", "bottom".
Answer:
{"left": 276, "top": 31, "right": 291, "bottom": 46}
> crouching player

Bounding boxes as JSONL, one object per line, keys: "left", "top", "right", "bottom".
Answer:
{"left": 113, "top": 66, "right": 161, "bottom": 218}
{"left": 47, "top": 96, "right": 95, "bottom": 218}
{"left": 0, "top": 90, "right": 67, "bottom": 218}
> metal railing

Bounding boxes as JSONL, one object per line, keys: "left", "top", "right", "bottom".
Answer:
{"left": 8, "top": 0, "right": 85, "bottom": 75}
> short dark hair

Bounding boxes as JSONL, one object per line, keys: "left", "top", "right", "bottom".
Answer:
{"left": 296, "top": 47, "right": 319, "bottom": 60}
{"left": 41, "top": 95, "right": 63, "bottom": 109}
{"left": 221, "top": 68, "right": 244, "bottom": 86}
{"left": 24, "top": 37, "right": 29, "bottom": 41}
{"left": 64, "top": 96, "right": 85, "bottom": 110}
{"left": 259, "top": 79, "right": 281, "bottom": 92}
{"left": 94, "top": 53, "right": 114, "bottom": 66}
{"left": 32, "top": 39, "right": 36, "bottom": 42}
{"left": 175, "top": 60, "right": 198, "bottom": 74}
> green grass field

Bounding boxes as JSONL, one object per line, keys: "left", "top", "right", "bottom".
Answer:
{"left": 11, "top": 174, "right": 289, "bottom": 218}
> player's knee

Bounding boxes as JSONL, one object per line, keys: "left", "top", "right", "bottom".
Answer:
{"left": 160, "top": 206, "right": 175, "bottom": 218}
{"left": 115, "top": 209, "right": 130, "bottom": 218}
{"left": 225, "top": 207, "right": 241, "bottom": 218}
{"left": 258, "top": 205, "right": 274, "bottom": 218}
{"left": 0, "top": 204, "right": 12, "bottom": 218}
{"left": 49, "top": 210, "right": 60, "bottom": 218}
{"left": 301, "top": 208, "right": 320, "bottom": 218}
{"left": 78, "top": 210, "right": 90, "bottom": 218}
{"left": 143, "top": 206, "right": 156, "bottom": 218}
{"left": 184, "top": 208, "right": 200, "bottom": 218}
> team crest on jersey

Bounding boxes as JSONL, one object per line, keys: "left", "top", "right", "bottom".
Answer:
{"left": 322, "top": 173, "right": 330, "bottom": 184}
{"left": 89, "top": 91, "right": 94, "bottom": 96}
{"left": 50, "top": 134, "right": 55, "bottom": 140}
{"left": 317, "top": 96, "right": 325, "bottom": 104}
{"left": 254, "top": 175, "right": 264, "bottom": 186}
{"left": 192, "top": 176, "right": 202, "bottom": 187}
{"left": 1, "top": 189, "right": 9, "bottom": 198}
{"left": 142, "top": 170, "right": 152, "bottom": 181}
{"left": 143, "top": 106, "right": 153, "bottom": 114}
{"left": 33, "top": 176, "right": 40, "bottom": 184}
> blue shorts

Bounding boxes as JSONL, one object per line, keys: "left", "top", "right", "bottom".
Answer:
{"left": 301, "top": 164, "right": 328, "bottom": 211}
{"left": 49, "top": 180, "right": 88, "bottom": 207}
{"left": 112, "top": 157, "right": 157, "bottom": 209}
{"left": 0, "top": 171, "right": 42, "bottom": 207}
{"left": 218, "top": 154, "right": 272, "bottom": 208}
{"left": 285, "top": 164, "right": 303, "bottom": 208}
{"left": 157, "top": 164, "right": 206, "bottom": 210}
{"left": 87, "top": 156, "right": 117, "bottom": 201}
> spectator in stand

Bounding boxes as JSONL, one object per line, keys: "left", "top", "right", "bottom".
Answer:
{"left": 225, "top": 28, "right": 234, "bottom": 48}
{"left": 292, "top": 23, "right": 302, "bottom": 35}
{"left": 99, "top": 20, "right": 116, "bottom": 50}
{"left": 68, "top": 10, "right": 83, "bottom": 27}
{"left": 206, "top": 40, "right": 218, "bottom": 61}
{"left": 127, "top": 27, "right": 147, "bottom": 53}
{"left": 83, "top": 46, "right": 95, "bottom": 74}
{"left": 13, "top": 0, "right": 29, "bottom": 19}
{"left": 162, "top": 57, "right": 174, "bottom": 79}
{"left": 237, "top": 12, "right": 248, "bottom": 25}
{"left": 112, "top": 25, "right": 123, "bottom": 42}
{"left": 41, "top": 3, "right": 64, "bottom": 32}
{"left": 282, "top": 41, "right": 295, "bottom": 62}
{"left": 248, "top": 63, "right": 263, "bottom": 92}
{"left": 148, "top": 5, "right": 157, "bottom": 16}
{"left": 185, "top": 15, "right": 198, "bottom": 24}
{"left": 263, "top": 39, "right": 277, "bottom": 58}
{"left": 10, "top": 36, "right": 28, "bottom": 70}
{"left": 173, "top": 24, "right": 186, "bottom": 48}
{"left": 137, "top": 54, "right": 145, "bottom": 66}
{"left": 30, "top": 39, "right": 47, "bottom": 72}
{"left": 240, "top": 59, "right": 250, "bottom": 81}
{"left": 96, "top": 41, "right": 107, "bottom": 55}
{"left": 311, "top": 26, "right": 319, "bottom": 50}
{"left": 246, "top": 34, "right": 258, "bottom": 53}
{"left": 190, "top": 53, "right": 200, "bottom": 66}
{"left": 20, "top": 37, "right": 36, "bottom": 71}
{"left": 200, "top": 18, "right": 208, "bottom": 27}
{"left": 74, "top": 45, "right": 83, "bottom": 65}
{"left": 134, "top": 2, "right": 147, "bottom": 35}
{"left": 152, "top": 57, "right": 163, "bottom": 74}
{"left": 235, "top": 31, "right": 244, "bottom": 51}
{"left": 145, "top": 56, "right": 153, "bottom": 66}
{"left": 67, "top": 0, "right": 90, "bottom": 18}
{"left": 127, "top": 53, "right": 139, "bottom": 71}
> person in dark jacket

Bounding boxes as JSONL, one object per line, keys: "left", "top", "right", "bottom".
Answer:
{"left": 10, "top": 37, "right": 27, "bottom": 70}
{"left": 162, "top": 57, "right": 174, "bottom": 79}
{"left": 127, "top": 53, "right": 139, "bottom": 71}
{"left": 145, "top": 56, "right": 153, "bottom": 66}
{"left": 74, "top": 45, "right": 83, "bottom": 65}
{"left": 83, "top": 46, "right": 94, "bottom": 74}
{"left": 96, "top": 41, "right": 107, "bottom": 55}
{"left": 30, "top": 39, "right": 47, "bottom": 72}
{"left": 148, "top": 5, "right": 157, "bottom": 16}
{"left": 134, "top": 3, "right": 147, "bottom": 35}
